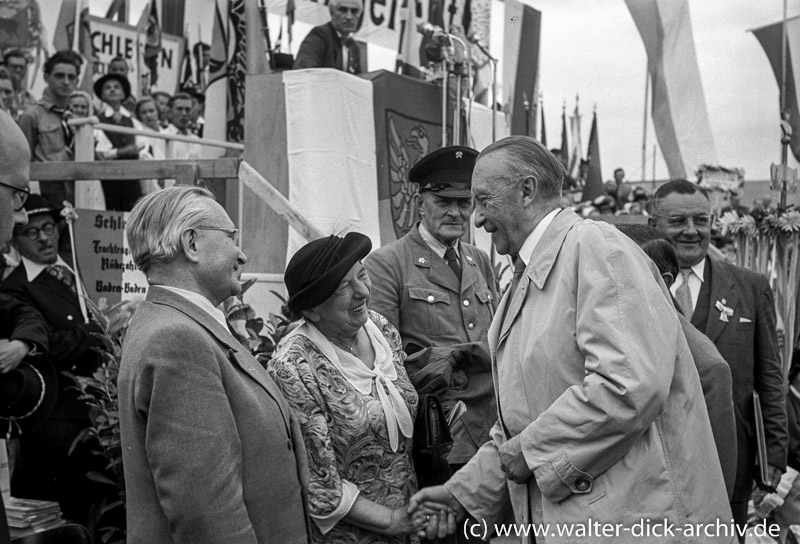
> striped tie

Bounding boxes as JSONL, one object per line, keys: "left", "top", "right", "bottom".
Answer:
{"left": 675, "top": 268, "right": 694, "bottom": 319}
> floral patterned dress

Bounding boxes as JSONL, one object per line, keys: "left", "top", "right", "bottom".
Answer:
{"left": 267, "top": 310, "right": 419, "bottom": 544}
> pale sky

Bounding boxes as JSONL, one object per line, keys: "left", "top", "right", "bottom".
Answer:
{"left": 60, "top": 0, "right": 800, "bottom": 185}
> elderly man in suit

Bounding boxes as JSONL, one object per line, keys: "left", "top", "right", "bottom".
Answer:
{"left": 294, "top": 0, "right": 364, "bottom": 73}
{"left": 120, "top": 186, "right": 310, "bottom": 544}
{"left": 650, "top": 179, "right": 787, "bottom": 541}
{"left": 409, "top": 137, "right": 733, "bottom": 543}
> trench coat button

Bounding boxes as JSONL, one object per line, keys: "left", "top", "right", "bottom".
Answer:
{"left": 463, "top": 300, "right": 470, "bottom": 307}
{"left": 67, "top": 315, "right": 73, "bottom": 321}
{"left": 575, "top": 479, "right": 590, "bottom": 492}
{"left": 468, "top": 323, "right": 474, "bottom": 330}
{"left": 427, "top": 295, "right": 435, "bottom": 303}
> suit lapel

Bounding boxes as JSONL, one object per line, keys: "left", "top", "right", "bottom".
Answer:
{"left": 148, "top": 287, "right": 293, "bottom": 432}
{"left": 408, "top": 226, "right": 461, "bottom": 293}
{"left": 34, "top": 271, "right": 81, "bottom": 314}
{"left": 459, "top": 248, "right": 480, "bottom": 294}
{"left": 497, "top": 209, "right": 579, "bottom": 346}
{"left": 703, "top": 258, "right": 739, "bottom": 344}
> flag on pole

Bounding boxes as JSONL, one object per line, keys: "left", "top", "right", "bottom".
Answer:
{"left": 204, "top": 0, "right": 229, "bottom": 155}
{"left": 54, "top": 0, "right": 94, "bottom": 94}
{"left": 396, "top": 0, "right": 425, "bottom": 78}
{"left": 625, "top": 0, "right": 718, "bottom": 179}
{"left": 582, "top": 110, "right": 604, "bottom": 201}
{"left": 559, "top": 102, "right": 569, "bottom": 171}
{"left": 539, "top": 96, "right": 546, "bottom": 146}
{"left": 143, "top": 2, "right": 162, "bottom": 86}
{"left": 752, "top": 15, "right": 800, "bottom": 162}
{"left": 502, "top": 0, "right": 540, "bottom": 136}
{"left": 568, "top": 96, "right": 582, "bottom": 180}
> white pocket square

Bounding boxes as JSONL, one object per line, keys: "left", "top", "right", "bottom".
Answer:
{"left": 739, "top": 317, "right": 752, "bottom": 323}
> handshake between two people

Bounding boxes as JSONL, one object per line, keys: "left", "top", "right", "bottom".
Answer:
{"left": 405, "top": 486, "right": 465, "bottom": 539}
{"left": 404, "top": 433, "right": 534, "bottom": 538}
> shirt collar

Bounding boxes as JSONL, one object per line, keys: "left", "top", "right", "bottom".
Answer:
{"left": 101, "top": 104, "right": 132, "bottom": 118}
{"left": 157, "top": 285, "right": 229, "bottom": 330}
{"left": 516, "top": 208, "right": 561, "bottom": 268}
{"left": 418, "top": 222, "right": 458, "bottom": 260}
{"left": 22, "top": 255, "right": 72, "bottom": 282}
{"left": 685, "top": 258, "right": 706, "bottom": 283}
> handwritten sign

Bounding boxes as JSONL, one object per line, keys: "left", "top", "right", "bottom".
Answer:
{"left": 74, "top": 210, "right": 148, "bottom": 306}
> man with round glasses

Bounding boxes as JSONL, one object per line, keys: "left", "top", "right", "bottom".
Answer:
{"left": 1, "top": 194, "right": 107, "bottom": 526}
{"left": 650, "top": 179, "right": 787, "bottom": 542}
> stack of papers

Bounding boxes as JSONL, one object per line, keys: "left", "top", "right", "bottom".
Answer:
{"left": 5, "top": 497, "right": 66, "bottom": 536}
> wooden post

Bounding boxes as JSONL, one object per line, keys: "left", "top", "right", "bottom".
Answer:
{"left": 72, "top": 119, "right": 105, "bottom": 209}
{"left": 238, "top": 161, "right": 325, "bottom": 242}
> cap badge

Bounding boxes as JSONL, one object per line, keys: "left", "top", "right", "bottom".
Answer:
{"left": 455, "top": 151, "right": 463, "bottom": 159}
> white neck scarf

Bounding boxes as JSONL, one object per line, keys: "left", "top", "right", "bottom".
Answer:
{"left": 288, "top": 318, "right": 414, "bottom": 451}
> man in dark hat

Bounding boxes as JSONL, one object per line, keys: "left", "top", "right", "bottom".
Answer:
{"left": 365, "top": 145, "right": 498, "bottom": 482}
{"left": 0, "top": 194, "right": 107, "bottom": 525}
{"left": 94, "top": 72, "right": 144, "bottom": 211}
{"left": 17, "top": 50, "right": 82, "bottom": 207}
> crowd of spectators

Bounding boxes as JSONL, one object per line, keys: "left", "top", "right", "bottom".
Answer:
{"left": 0, "top": 49, "right": 208, "bottom": 214}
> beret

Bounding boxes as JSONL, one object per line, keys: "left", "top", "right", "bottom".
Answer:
{"left": 409, "top": 145, "right": 478, "bottom": 198}
{"left": 285, "top": 232, "right": 372, "bottom": 313}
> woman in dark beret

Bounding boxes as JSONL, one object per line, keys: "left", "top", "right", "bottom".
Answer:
{"left": 268, "top": 233, "right": 445, "bottom": 543}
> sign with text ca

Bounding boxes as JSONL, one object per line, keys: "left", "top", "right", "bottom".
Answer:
{"left": 87, "top": 15, "right": 185, "bottom": 97}
{"left": 74, "top": 209, "right": 148, "bottom": 306}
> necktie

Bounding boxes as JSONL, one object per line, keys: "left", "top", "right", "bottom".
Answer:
{"left": 444, "top": 246, "right": 461, "bottom": 281}
{"left": 46, "top": 264, "right": 77, "bottom": 294}
{"left": 343, "top": 37, "right": 358, "bottom": 74}
{"left": 51, "top": 105, "right": 74, "bottom": 151}
{"left": 509, "top": 257, "right": 526, "bottom": 296}
{"left": 676, "top": 268, "right": 694, "bottom": 319}
{"left": 501, "top": 257, "right": 526, "bottom": 326}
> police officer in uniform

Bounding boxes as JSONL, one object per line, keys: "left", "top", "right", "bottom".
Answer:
{"left": 365, "top": 145, "right": 498, "bottom": 354}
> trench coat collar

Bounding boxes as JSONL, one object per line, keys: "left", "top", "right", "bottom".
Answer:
{"left": 408, "top": 223, "right": 477, "bottom": 294}
{"left": 703, "top": 256, "right": 738, "bottom": 344}
{"left": 146, "top": 286, "right": 293, "bottom": 432}
{"left": 492, "top": 209, "right": 580, "bottom": 346}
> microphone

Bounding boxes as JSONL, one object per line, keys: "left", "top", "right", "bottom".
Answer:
{"left": 417, "top": 22, "right": 450, "bottom": 46}
{"left": 467, "top": 30, "right": 495, "bottom": 61}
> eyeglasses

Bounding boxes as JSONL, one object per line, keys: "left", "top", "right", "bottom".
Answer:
{"left": 20, "top": 222, "right": 56, "bottom": 240}
{"left": 6, "top": 63, "right": 26, "bottom": 72}
{"left": 0, "top": 180, "right": 31, "bottom": 211}
{"left": 652, "top": 213, "right": 714, "bottom": 229}
{"left": 193, "top": 226, "right": 240, "bottom": 244}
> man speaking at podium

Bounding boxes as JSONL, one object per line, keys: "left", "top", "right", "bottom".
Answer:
{"left": 294, "top": 0, "right": 364, "bottom": 74}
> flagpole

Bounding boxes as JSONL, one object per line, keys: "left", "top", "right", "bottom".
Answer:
{"left": 780, "top": 0, "right": 788, "bottom": 208}
{"left": 641, "top": 66, "right": 649, "bottom": 184}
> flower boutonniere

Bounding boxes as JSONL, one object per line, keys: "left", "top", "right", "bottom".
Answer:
{"left": 715, "top": 299, "right": 734, "bottom": 323}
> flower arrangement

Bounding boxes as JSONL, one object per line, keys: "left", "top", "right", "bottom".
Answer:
{"left": 718, "top": 205, "right": 800, "bottom": 369}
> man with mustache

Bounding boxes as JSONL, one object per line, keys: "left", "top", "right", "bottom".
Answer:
{"left": 0, "top": 194, "right": 107, "bottom": 526}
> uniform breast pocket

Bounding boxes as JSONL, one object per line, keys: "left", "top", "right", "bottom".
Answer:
{"left": 408, "top": 286, "right": 450, "bottom": 336}
{"left": 475, "top": 288, "right": 495, "bottom": 322}
{"left": 38, "top": 122, "right": 65, "bottom": 157}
